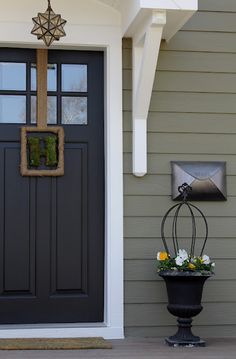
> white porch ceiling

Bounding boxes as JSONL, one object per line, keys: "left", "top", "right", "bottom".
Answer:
{"left": 99, "top": 0, "right": 121, "bottom": 11}
{"left": 98, "top": 0, "right": 198, "bottom": 40}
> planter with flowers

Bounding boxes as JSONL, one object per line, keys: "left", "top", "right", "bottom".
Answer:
{"left": 157, "top": 183, "right": 215, "bottom": 347}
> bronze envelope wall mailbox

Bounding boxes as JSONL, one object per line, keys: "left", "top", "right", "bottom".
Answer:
{"left": 171, "top": 161, "right": 227, "bottom": 201}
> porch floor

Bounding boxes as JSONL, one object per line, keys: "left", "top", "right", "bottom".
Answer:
{"left": 0, "top": 338, "right": 235, "bottom": 359}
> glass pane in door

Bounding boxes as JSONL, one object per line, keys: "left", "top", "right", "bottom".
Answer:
{"left": 0, "top": 95, "right": 26, "bottom": 123}
{"left": 62, "top": 64, "right": 87, "bottom": 92}
{"left": 62, "top": 97, "right": 87, "bottom": 124}
{"left": 0, "top": 63, "right": 26, "bottom": 91}
{"left": 31, "top": 96, "right": 57, "bottom": 124}
{"left": 31, "top": 63, "right": 57, "bottom": 91}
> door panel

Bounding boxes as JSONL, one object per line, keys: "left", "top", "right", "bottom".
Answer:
{"left": 0, "top": 49, "right": 104, "bottom": 324}
{"left": 51, "top": 144, "right": 88, "bottom": 295}
{"left": 0, "top": 144, "right": 36, "bottom": 297}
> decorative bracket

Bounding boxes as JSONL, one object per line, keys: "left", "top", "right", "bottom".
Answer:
{"left": 132, "top": 10, "right": 166, "bottom": 177}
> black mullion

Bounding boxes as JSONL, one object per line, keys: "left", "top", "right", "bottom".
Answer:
{"left": 0, "top": 90, "right": 27, "bottom": 95}
{"left": 60, "top": 92, "right": 88, "bottom": 97}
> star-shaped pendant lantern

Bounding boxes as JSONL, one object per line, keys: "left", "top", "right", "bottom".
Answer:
{"left": 31, "top": 0, "right": 67, "bottom": 47}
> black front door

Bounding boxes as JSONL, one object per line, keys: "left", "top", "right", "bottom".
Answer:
{"left": 0, "top": 48, "right": 104, "bottom": 324}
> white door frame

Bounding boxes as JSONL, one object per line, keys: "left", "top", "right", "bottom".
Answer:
{"left": 0, "top": 22, "right": 124, "bottom": 339}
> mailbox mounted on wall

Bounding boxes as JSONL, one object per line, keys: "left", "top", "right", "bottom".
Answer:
{"left": 171, "top": 161, "right": 227, "bottom": 201}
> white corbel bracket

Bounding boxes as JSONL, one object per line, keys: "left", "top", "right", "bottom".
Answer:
{"left": 132, "top": 10, "right": 166, "bottom": 176}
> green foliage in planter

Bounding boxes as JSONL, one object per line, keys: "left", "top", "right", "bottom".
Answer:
{"left": 28, "top": 137, "right": 40, "bottom": 167}
{"left": 44, "top": 136, "right": 58, "bottom": 167}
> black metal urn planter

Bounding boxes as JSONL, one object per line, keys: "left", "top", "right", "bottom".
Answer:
{"left": 157, "top": 183, "right": 215, "bottom": 347}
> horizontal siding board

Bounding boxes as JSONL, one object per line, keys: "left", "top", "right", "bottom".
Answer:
{"left": 124, "top": 196, "right": 236, "bottom": 217}
{"left": 145, "top": 113, "right": 236, "bottom": 134}
{"left": 124, "top": 132, "right": 236, "bottom": 154}
{"left": 125, "top": 259, "right": 158, "bottom": 281}
{"left": 154, "top": 72, "right": 236, "bottom": 93}
{"left": 122, "top": 49, "right": 132, "bottom": 69}
{"left": 161, "top": 32, "right": 236, "bottom": 53}
{"left": 123, "top": 90, "right": 131, "bottom": 111}
{"left": 123, "top": 38, "right": 132, "bottom": 49}
{"left": 123, "top": 70, "right": 132, "bottom": 90}
{"left": 125, "top": 302, "right": 236, "bottom": 326}
{"left": 125, "top": 281, "right": 166, "bottom": 304}
{"left": 199, "top": 0, "right": 236, "bottom": 12}
{"left": 124, "top": 238, "right": 236, "bottom": 260}
{"left": 123, "top": 112, "right": 131, "bottom": 132}
{"left": 124, "top": 175, "right": 236, "bottom": 196}
{"left": 123, "top": 153, "right": 132, "bottom": 173}
{"left": 124, "top": 70, "right": 236, "bottom": 93}
{"left": 123, "top": 90, "right": 236, "bottom": 113}
{"left": 150, "top": 92, "right": 236, "bottom": 114}
{"left": 182, "top": 12, "right": 236, "bottom": 32}
{"left": 118, "top": 48, "right": 236, "bottom": 75}
{"left": 125, "top": 326, "right": 236, "bottom": 338}
{"left": 124, "top": 217, "right": 236, "bottom": 238}
{"left": 124, "top": 154, "right": 236, "bottom": 176}
{"left": 125, "top": 303, "right": 176, "bottom": 326}
{"left": 124, "top": 175, "right": 171, "bottom": 196}
{"left": 125, "top": 259, "right": 236, "bottom": 281}
{"left": 125, "top": 280, "right": 236, "bottom": 303}
{"left": 157, "top": 51, "right": 236, "bottom": 73}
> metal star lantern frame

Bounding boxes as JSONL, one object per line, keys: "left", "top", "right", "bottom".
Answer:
{"left": 31, "top": 0, "right": 67, "bottom": 47}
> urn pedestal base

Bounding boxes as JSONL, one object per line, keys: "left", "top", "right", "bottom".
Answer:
{"left": 159, "top": 271, "right": 212, "bottom": 347}
{"left": 165, "top": 337, "right": 205, "bottom": 347}
{"left": 165, "top": 318, "right": 205, "bottom": 347}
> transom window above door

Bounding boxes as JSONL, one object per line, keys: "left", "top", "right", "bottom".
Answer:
{"left": 0, "top": 61, "right": 88, "bottom": 125}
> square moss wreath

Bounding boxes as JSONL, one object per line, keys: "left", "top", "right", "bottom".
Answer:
{"left": 21, "top": 127, "right": 64, "bottom": 177}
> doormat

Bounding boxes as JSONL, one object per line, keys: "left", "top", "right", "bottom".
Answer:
{"left": 0, "top": 337, "right": 112, "bottom": 350}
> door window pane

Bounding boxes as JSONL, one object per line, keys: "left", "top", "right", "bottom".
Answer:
{"left": 62, "top": 65, "right": 87, "bottom": 92}
{"left": 62, "top": 97, "right": 87, "bottom": 125}
{"left": 31, "top": 64, "right": 57, "bottom": 91}
{"left": 0, "top": 95, "right": 26, "bottom": 123}
{"left": 0, "top": 63, "right": 26, "bottom": 91}
{"left": 31, "top": 96, "right": 57, "bottom": 124}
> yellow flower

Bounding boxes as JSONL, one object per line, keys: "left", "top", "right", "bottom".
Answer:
{"left": 188, "top": 263, "right": 196, "bottom": 270}
{"left": 157, "top": 252, "right": 168, "bottom": 261}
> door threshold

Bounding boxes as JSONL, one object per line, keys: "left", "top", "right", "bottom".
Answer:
{"left": 0, "top": 323, "right": 124, "bottom": 340}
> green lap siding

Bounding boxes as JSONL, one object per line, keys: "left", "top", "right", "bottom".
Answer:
{"left": 123, "top": 0, "right": 236, "bottom": 337}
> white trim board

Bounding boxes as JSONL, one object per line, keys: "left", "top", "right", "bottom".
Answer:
{"left": 0, "top": 12, "right": 124, "bottom": 341}
{"left": 0, "top": 326, "right": 123, "bottom": 340}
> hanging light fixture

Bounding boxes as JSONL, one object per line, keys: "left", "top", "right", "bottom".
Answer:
{"left": 31, "top": 0, "right": 67, "bottom": 47}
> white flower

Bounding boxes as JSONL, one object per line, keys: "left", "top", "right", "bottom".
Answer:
{"left": 202, "top": 254, "right": 211, "bottom": 265}
{"left": 211, "top": 262, "right": 215, "bottom": 267}
{"left": 175, "top": 256, "right": 185, "bottom": 266}
{"left": 175, "top": 249, "right": 188, "bottom": 266}
{"left": 177, "top": 249, "right": 188, "bottom": 261}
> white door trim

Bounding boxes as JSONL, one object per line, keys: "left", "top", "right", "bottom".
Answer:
{"left": 0, "top": 23, "right": 124, "bottom": 339}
